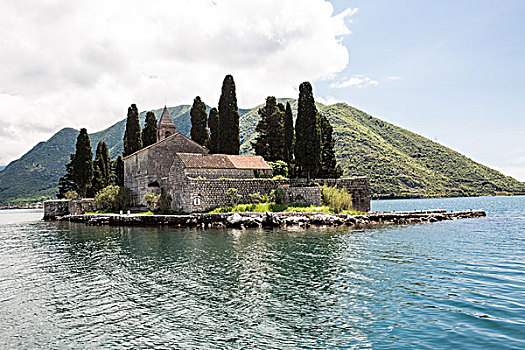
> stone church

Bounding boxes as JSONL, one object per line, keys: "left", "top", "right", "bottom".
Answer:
{"left": 124, "top": 106, "right": 371, "bottom": 213}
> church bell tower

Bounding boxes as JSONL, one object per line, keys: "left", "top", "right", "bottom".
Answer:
{"left": 157, "top": 105, "right": 177, "bottom": 141}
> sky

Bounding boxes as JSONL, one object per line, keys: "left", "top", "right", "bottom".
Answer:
{"left": 1, "top": 0, "right": 524, "bottom": 180}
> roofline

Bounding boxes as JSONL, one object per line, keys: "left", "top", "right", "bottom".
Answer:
{"left": 175, "top": 153, "right": 272, "bottom": 170}
{"left": 122, "top": 132, "right": 207, "bottom": 160}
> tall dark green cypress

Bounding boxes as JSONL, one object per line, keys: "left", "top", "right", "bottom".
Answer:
{"left": 73, "top": 128, "right": 93, "bottom": 198}
{"left": 57, "top": 154, "right": 77, "bottom": 198}
{"left": 318, "top": 113, "right": 343, "bottom": 178}
{"left": 114, "top": 156, "right": 124, "bottom": 187}
{"left": 283, "top": 101, "right": 295, "bottom": 167}
{"left": 294, "top": 82, "right": 321, "bottom": 182}
{"left": 142, "top": 111, "right": 157, "bottom": 147}
{"left": 253, "top": 97, "right": 286, "bottom": 161}
{"left": 208, "top": 108, "right": 219, "bottom": 154}
{"left": 190, "top": 96, "right": 210, "bottom": 147}
{"left": 123, "top": 104, "right": 142, "bottom": 156}
{"left": 218, "top": 75, "right": 240, "bottom": 154}
{"left": 91, "top": 141, "right": 111, "bottom": 194}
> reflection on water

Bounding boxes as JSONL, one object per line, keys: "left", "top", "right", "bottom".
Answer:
{"left": 1, "top": 197, "right": 524, "bottom": 349}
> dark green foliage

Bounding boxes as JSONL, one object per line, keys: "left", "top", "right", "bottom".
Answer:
{"left": 252, "top": 96, "right": 285, "bottom": 161}
{"left": 218, "top": 75, "right": 240, "bottom": 154}
{"left": 94, "top": 185, "right": 131, "bottom": 211}
{"left": 114, "top": 156, "right": 124, "bottom": 187}
{"left": 57, "top": 154, "right": 77, "bottom": 199}
{"left": 318, "top": 113, "right": 343, "bottom": 178}
{"left": 190, "top": 96, "right": 210, "bottom": 147}
{"left": 267, "top": 160, "right": 288, "bottom": 177}
{"left": 208, "top": 108, "right": 219, "bottom": 153}
{"left": 283, "top": 101, "right": 295, "bottom": 171}
{"left": 123, "top": 104, "right": 142, "bottom": 156}
{"left": 2, "top": 101, "right": 525, "bottom": 206}
{"left": 294, "top": 82, "right": 321, "bottom": 181}
{"left": 72, "top": 128, "right": 93, "bottom": 198}
{"left": 142, "top": 111, "right": 157, "bottom": 147}
{"left": 91, "top": 141, "right": 111, "bottom": 195}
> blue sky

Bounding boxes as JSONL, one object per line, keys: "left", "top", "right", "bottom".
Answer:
{"left": 321, "top": 0, "right": 525, "bottom": 180}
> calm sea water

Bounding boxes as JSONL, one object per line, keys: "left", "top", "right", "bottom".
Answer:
{"left": 1, "top": 196, "right": 524, "bottom": 349}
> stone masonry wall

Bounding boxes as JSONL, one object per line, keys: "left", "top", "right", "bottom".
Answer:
{"left": 44, "top": 199, "right": 98, "bottom": 219}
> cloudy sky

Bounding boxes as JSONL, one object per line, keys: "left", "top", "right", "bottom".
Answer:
{"left": 1, "top": 0, "right": 524, "bottom": 180}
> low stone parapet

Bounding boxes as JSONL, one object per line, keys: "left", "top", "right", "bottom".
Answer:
{"left": 44, "top": 199, "right": 97, "bottom": 220}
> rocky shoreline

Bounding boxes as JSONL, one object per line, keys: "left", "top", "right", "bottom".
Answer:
{"left": 49, "top": 209, "right": 486, "bottom": 229}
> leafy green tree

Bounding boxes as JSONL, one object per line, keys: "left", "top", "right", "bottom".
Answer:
{"left": 294, "top": 82, "right": 321, "bottom": 182}
{"left": 114, "top": 156, "right": 124, "bottom": 187}
{"left": 190, "top": 96, "right": 210, "bottom": 147}
{"left": 123, "top": 104, "right": 142, "bottom": 156}
{"left": 252, "top": 96, "right": 285, "bottom": 161}
{"left": 142, "top": 111, "right": 157, "bottom": 147}
{"left": 208, "top": 107, "right": 219, "bottom": 153}
{"left": 318, "top": 113, "right": 343, "bottom": 178}
{"left": 91, "top": 141, "right": 111, "bottom": 195}
{"left": 283, "top": 102, "right": 295, "bottom": 167}
{"left": 218, "top": 75, "right": 240, "bottom": 154}
{"left": 57, "top": 154, "right": 77, "bottom": 199}
{"left": 72, "top": 128, "right": 93, "bottom": 197}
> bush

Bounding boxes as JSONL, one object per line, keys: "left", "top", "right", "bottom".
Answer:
{"left": 64, "top": 190, "right": 78, "bottom": 200}
{"left": 248, "top": 192, "right": 263, "bottom": 203}
{"left": 144, "top": 192, "right": 160, "bottom": 211}
{"left": 267, "top": 160, "right": 288, "bottom": 178}
{"left": 269, "top": 188, "right": 286, "bottom": 204}
{"left": 94, "top": 185, "right": 131, "bottom": 212}
{"left": 320, "top": 185, "right": 353, "bottom": 213}
{"left": 226, "top": 187, "right": 243, "bottom": 206}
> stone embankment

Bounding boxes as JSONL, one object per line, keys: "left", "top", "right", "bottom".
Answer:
{"left": 50, "top": 209, "right": 486, "bottom": 229}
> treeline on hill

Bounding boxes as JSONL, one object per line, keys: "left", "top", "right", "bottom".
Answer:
{"left": 61, "top": 75, "right": 342, "bottom": 204}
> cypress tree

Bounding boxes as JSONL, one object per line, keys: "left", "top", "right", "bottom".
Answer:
{"left": 218, "top": 75, "right": 240, "bottom": 154}
{"left": 57, "top": 154, "right": 77, "bottom": 198}
{"left": 208, "top": 107, "right": 219, "bottom": 154}
{"left": 114, "top": 156, "right": 124, "bottom": 187}
{"left": 283, "top": 101, "right": 295, "bottom": 171}
{"left": 72, "top": 128, "right": 93, "bottom": 198}
{"left": 252, "top": 97, "right": 286, "bottom": 161}
{"left": 91, "top": 141, "right": 111, "bottom": 194}
{"left": 142, "top": 111, "right": 157, "bottom": 147}
{"left": 318, "top": 113, "right": 343, "bottom": 178}
{"left": 123, "top": 104, "right": 142, "bottom": 156}
{"left": 294, "top": 82, "right": 321, "bottom": 182}
{"left": 190, "top": 96, "right": 209, "bottom": 147}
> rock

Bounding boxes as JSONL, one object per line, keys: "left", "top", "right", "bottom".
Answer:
{"left": 284, "top": 216, "right": 310, "bottom": 225}
{"left": 226, "top": 213, "right": 244, "bottom": 227}
{"left": 310, "top": 214, "right": 343, "bottom": 225}
{"left": 262, "top": 212, "right": 282, "bottom": 227}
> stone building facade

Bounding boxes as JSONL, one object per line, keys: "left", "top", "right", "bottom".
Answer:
{"left": 124, "top": 129, "right": 371, "bottom": 213}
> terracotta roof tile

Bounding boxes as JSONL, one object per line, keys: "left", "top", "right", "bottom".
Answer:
{"left": 177, "top": 153, "right": 271, "bottom": 170}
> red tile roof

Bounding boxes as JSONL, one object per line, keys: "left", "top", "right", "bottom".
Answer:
{"left": 177, "top": 153, "right": 271, "bottom": 170}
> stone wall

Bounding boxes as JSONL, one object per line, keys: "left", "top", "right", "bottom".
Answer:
{"left": 289, "top": 177, "right": 370, "bottom": 212}
{"left": 44, "top": 199, "right": 98, "bottom": 219}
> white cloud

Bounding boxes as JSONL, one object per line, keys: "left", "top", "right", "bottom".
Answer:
{"left": 316, "top": 95, "right": 339, "bottom": 105}
{"left": 330, "top": 75, "right": 378, "bottom": 88}
{"left": 0, "top": 0, "right": 357, "bottom": 164}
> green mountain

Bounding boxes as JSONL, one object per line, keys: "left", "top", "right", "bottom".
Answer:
{"left": 0, "top": 101, "right": 523, "bottom": 205}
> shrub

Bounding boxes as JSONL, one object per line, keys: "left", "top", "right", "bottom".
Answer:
{"left": 320, "top": 185, "right": 353, "bottom": 213}
{"left": 267, "top": 160, "right": 288, "bottom": 178}
{"left": 95, "top": 185, "right": 131, "bottom": 212}
{"left": 144, "top": 192, "right": 160, "bottom": 211}
{"left": 226, "top": 187, "right": 242, "bottom": 206}
{"left": 64, "top": 190, "right": 78, "bottom": 200}
{"left": 269, "top": 188, "right": 286, "bottom": 204}
{"left": 248, "top": 192, "right": 263, "bottom": 203}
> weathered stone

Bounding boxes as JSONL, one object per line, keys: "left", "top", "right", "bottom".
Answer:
{"left": 262, "top": 212, "right": 282, "bottom": 227}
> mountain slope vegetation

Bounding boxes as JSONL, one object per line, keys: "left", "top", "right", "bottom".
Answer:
{"left": 0, "top": 101, "right": 523, "bottom": 205}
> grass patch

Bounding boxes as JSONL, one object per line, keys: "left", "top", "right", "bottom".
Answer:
{"left": 208, "top": 202, "right": 362, "bottom": 215}
{"left": 320, "top": 185, "right": 354, "bottom": 213}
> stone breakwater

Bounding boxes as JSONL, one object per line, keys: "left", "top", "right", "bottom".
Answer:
{"left": 49, "top": 209, "right": 486, "bottom": 229}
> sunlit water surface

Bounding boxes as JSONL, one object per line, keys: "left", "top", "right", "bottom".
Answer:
{"left": 0, "top": 197, "right": 524, "bottom": 349}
